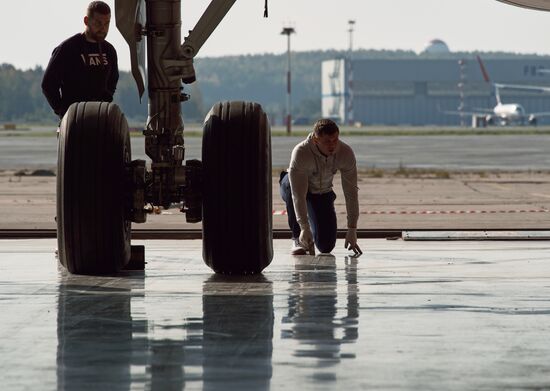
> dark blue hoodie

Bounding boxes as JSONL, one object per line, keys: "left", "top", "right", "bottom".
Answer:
{"left": 42, "top": 33, "right": 118, "bottom": 118}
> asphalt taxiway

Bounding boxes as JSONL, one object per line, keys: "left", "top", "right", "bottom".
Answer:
{"left": 2, "top": 134, "right": 550, "bottom": 170}
{"left": 1, "top": 238, "right": 549, "bottom": 390}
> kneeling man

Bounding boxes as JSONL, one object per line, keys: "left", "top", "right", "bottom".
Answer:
{"left": 280, "top": 118, "right": 362, "bottom": 255}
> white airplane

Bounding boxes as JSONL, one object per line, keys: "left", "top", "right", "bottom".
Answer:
{"left": 445, "top": 56, "right": 550, "bottom": 126}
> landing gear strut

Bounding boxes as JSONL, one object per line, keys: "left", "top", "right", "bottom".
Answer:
{"left": 56, "top": 0, "right": 273, "bottom": 275}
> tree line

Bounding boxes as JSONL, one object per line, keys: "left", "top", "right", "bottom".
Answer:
{"left": 1, "top": 49, "right": 547, "bottom": 125}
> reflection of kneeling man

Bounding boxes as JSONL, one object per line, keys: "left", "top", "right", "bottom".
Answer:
{"left": 280, "top": 119, "right": 362, "bottom": 255}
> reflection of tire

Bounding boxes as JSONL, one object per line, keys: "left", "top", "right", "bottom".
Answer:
{"left": 57, "top": 278, "right": 134, "bottom": 389}
{"left": 202, "top": 275, "right": 273, "bottom": 386}
{"left": 202, "top": 101, "right": 273, "bottom": 274}
{"left": 57, "top": 102, "right": 131, "bottom": 274}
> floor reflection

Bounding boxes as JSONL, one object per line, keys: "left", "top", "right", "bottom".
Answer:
{"left": 56, "top": 271, "right": 274, "bottom": 390}
{"left": 282, "top": 255, "right": 359, "bottom": 380}
{"left": 56, "top": 271, "right": 145, "bottom": 391}
{"left": 147, "top": 336, "right": 187, "bottom": 390}
{"left": 14, "top": 239, "right": 550, "bottom": 390}
{"left": 201, "top": 274, "right": 274, "bottom": 390}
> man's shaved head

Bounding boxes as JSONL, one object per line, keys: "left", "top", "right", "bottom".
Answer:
{"left": 87, "top": 1, "right": 111, "bottom": 18}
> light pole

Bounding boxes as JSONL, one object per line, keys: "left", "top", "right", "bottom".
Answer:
{"left": 347, "top": 20, "right": 355, "bottom": 126}
{"left": 281, "top": 27, "right": 295, "bottom": 134}
{"left": 348, "top": 20, "right": 355, "bottom": 52}
{"left": 458, "top": 59, "right": 467, "bottom": 127}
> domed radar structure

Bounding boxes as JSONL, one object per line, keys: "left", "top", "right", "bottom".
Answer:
{"left": 422, "top": 39, "right": 451, "bottom": 55}
{"left": 56, "top": 0, "right": 273, "bottom": 275}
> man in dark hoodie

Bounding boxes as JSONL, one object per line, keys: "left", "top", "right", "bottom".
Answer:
{"left": 42, "top": 1, "right": 119, "bottom": 119}
{"left": 280, "top": 118, "right": 362, "bottom": 256}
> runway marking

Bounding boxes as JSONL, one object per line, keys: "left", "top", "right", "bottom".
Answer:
{"left": 273, "top": 209, "right": 550, "bottom": 216}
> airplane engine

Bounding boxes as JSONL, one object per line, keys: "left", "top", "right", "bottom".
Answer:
{"left": 529, "top": 115, "right": 538, "bottom": 126}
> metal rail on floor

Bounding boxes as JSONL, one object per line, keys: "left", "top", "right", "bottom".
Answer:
{"left": 0, "top": 229, "right": 401, "bottom": 240}
{"left": 1, "top": 229, "right": 550, "bottom": 240}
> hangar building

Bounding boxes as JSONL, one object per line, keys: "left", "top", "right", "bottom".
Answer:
{"left": 322, "top": 44, "right": 550, "bottom": 126}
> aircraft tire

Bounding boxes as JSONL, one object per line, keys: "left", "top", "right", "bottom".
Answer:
{"left": 57, "top": 102, "right": 132, "bottom": 275}
{"left": 202, "top": 101, "right": 273, "bottom": 274}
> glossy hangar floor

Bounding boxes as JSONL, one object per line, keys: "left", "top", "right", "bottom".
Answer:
{"left": 1, "top": 239, "right": 550, "bottom": 390}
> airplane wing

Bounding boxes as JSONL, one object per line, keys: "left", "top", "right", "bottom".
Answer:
{"left": 472, "top": 107, "right": 495, "bottom": 113}
{"left": 442, "top": 109, "right": 491, "bottom": 116}
{"left": 438, "top": 102, "right": 492, "bottom": 117}
{"left": 496, "top": 0, "right": 550, "bottom": 12}
{"left": 529, "top": 112, "right": 550, "bottom": 117}
{"left": 494, "top": 83, "right": 550, "bottom": 93}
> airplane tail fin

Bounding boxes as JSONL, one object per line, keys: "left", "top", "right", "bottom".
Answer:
{"left": 476, "top": 55, "right": 501, "bottom": 105}
{"left": 476, "top": 55, "right": 491, "bottom": 83}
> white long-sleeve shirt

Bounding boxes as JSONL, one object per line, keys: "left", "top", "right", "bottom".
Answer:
{"left": 288, "top": 133, "right": 359, "bottom": 230}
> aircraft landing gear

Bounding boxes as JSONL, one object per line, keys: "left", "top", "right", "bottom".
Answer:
{"left": 55, "top": 1, "right": 274, "bottom": 276}
{"left": 202, "top": 101, "right": 273, "bottom": 274}
{"left": 57, "top": 102, "right": 132, "bottom": 275}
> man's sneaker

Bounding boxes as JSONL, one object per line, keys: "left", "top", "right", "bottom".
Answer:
{"left": 290, "top": 238, "right": 307, "bottom": 255}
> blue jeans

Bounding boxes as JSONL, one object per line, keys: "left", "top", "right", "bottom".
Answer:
{"left": 279, "top": 172, "right": 337, "bottom": 253}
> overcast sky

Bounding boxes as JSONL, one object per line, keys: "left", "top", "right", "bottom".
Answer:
{"left": 3, "top": 0, "right": 550, "bottom": 70}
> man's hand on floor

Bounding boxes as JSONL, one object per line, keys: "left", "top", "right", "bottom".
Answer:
{"left": 299, "top": 226, "right": 314, "bottom": 249}
{"left": 345, "top": 228, "right": 362, "bottom": 256}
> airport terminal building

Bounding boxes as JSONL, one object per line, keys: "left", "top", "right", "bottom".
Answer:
{"left": 322, "top": 43, "right": 550, "bottom": 126}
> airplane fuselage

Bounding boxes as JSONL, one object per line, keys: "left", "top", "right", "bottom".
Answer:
{"left": 493, "top": 103, "right": 526, "bottom": 123}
